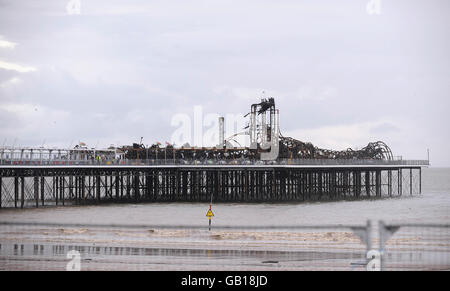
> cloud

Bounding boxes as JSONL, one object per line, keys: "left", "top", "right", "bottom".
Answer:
{"left": 283, "top": 120, "right": 401, "bottom": 151}
{"left": 0, "top": 37, "right": 16, "bottom": 49}
{"left": 0, "top": 1, "right": 448, "bottom": 165}
{"left": 0, "top": 102, "right": 71, "bottom": 145}
{"left": 0, "top": 77, "right": 21, "bottom": 88}
{"left": 369, "top": 122, "right": 400, "bottom": 135}
{"left": 296, "top": 83, "right": 338, "bottom": 101}
{"left": 212, "top": 86, "right": 274, "bottom": 101}
{"left": 0, "top": 60, "right": 36, "bottom": 73}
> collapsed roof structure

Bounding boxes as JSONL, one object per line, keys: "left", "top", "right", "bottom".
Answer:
{"left": 121, "top": 98, "right": 393, "bottom": 161}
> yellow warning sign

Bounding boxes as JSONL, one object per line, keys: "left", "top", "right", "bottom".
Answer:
{"left": 206, "top": 209, "right": 214, "bottom": 218}
{"left": 206, "top": 205, "right": 214, "bottom": 230}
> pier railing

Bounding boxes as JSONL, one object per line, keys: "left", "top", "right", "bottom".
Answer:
{"left": 0, "top": 158, "right": 429, "bottom": 167}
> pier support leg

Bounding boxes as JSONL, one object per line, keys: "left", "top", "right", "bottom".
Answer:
{"left": 376, "top": 170, "right": 381, "bottom": 197}
{"left": 96, "top": 175, "right": 101, "bottom": 202}
{"left": 419, "top": 168, "right": 422, "bottom": 194}
{"left": 54, "top": 176, "right": 58, "bottom": 205}
{"left": 354, "top": 171, "right": 361, "bottom": 198}
{"left": 14, "top": 176, "right": 18, "bottom": 208}
{"left": 110, "top": 174, "right": 113, "bottom": 199}
{"left": 69, "top": 175, "right": 73, "bottom": 200}
{"left": 21, "top": 176, "right": 25, "bottom": 208}
{"left": 134, "top": 172, "right": 140, "bottom": 202}
{"left": 410, "top": 168, "right": 413, "bottom": 196}
{"left": 115, "top": 174, "right": 120, "bottom": 200}
{"left": 365, "top": 171, "right": 370, "bottom": 197}
{"left": 126, "top": 173, "right": 131, "bottom": 199}
{"left": 388, "top": 170, "right": 392, "bottom": 197}
{"left": 318, "top": 172, "right": 323, "bottom": 200}
{"left": 343, "top": 171, "right": 349, "bottom": 198}
{"left": 120, "top": 174, "right": 124, "bottom": 199}
{"left": 81, "top": 175, "right": 85, "bottom": 201}
{"left": 75, "top": 176, "right": 79, "bottom": 204}
{"left": 61, "top": 176, "right": 65, "bottom": 206}
{"left": 34, "top": 176, "right": 39, "bottom": 208}
{"left": 41, "top": 176, "right": 45, "bottom": 206}
{"left": 330, "top": 171, "right": 336, "bottom": 199}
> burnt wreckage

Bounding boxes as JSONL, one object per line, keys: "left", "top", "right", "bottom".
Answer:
{"left": 121, "top": 98, "right": 393, "bottom": 161}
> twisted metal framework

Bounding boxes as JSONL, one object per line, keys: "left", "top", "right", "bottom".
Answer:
{"left": 121, "top": 98, "right": 393, "bottom": 161}
{"left": 278, "top": 137, "right": 393, "bottom": 160}
{"left": 121, "top": 144, "right": 258, "bottom": 161}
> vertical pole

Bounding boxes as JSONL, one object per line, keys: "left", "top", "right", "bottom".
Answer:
{"left": 120, "top": 174, "right": 124, "bottom": 199}
{"left": 70, "top": 175, "right": 74, "bottom": 200}
{"left": 388, "top": 170, "right": 392, "bottom": 197}
{"left": 88, "top": 175, "right": 91, "bottom": 201}
{"left": 21, "top": 176, "right": 24, "bottom": 208}
{"left": 134, "top": 172, "right": 139, "bottom": 202}
{"left": 318, "top": 171, "right": 323, "bottom": 200}
{"left": 61, "top": 176, "right": 65, "bottom": 206}
{"left": 104, "top": 174, "right": 108, "bottom": 198}
{"left": 376, "top": 170, "right": 381, "bottom": 197}
{"left": 110, "top": 174, "right": 114, "bottom": 199}
{"left": 419, "top": 167, "right": 422, "bottom": 194}
{"left": 126, "top": 173, "right": 130, "bottom": 199}
{"left": 182, "top": 171, "right": 187, "bottom": 201}
{"left": 96, "top": 175, "right": 101, "bottom": 202}
{"left": 272, "top": 169, "right": 276, "bottom": 201}
{"left": 331, "top": 171, "right": 336, "bottom": 200}
{"left": 300, "top": 171, "right": 305, "bottom": 201}
{"left": 343, "top": 171, "right": 348, "bottom": 198}
{"left": 75, "top": 175, "right": 79, "bottom": 205}
{"left": 14, "top": 176, "right": 18, "bottom": 208}
{"left": 59, "top": 176, "right": 62, "bottom": 204}
{"left": 54, "top": 176, "right": 58, "bottom": 205}
{"left": 365, "top": 171, "right": 370, "bottom": 197}
{"left": 34, "top": 176, "right": 39, "bottom": 208}
{"left": 352, "top": 171, "right": 356, "bottom": 198}
{"left": 308, "top": 171, "right": 313, "bottom": 200}
{"left": 78, "top": 175, "right": 82, "bottom": 204}
{"left": 116, "top": 173, "right": 120, "bottom": 201}
{"left": 355, "top": 171, "right": 360, "bottom": 198}
{"left": 178, "top": 170, "right": 181, "bottom": 203}
{"left": 41, "top": 176, "right": 45, "bottom": 206}
{"left": 0, "top": 176, "right": 2, "bottom": 209}
{"left": 81, "top": 174, "right": 85, "bottom": 200}
{"left": 410, "top": 168, "right": 413, "bottom": 196}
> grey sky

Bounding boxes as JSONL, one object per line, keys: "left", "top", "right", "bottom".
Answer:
{"left": 0, "top": 0, "right": 449, "bottom": 165}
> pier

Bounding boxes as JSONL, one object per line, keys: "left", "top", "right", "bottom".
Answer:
{"left": 0, "top": 98, "right": 429, "bottom": 208}
{"left": 0, "top": 160, "right": 426, "bottom": 208}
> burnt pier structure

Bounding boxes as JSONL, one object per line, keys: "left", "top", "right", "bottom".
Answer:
{"left": 0, "top": 162, "right": 425, "bottom": 208}
{"left": 0, "top": 98, "right": 428, "bottom": 208}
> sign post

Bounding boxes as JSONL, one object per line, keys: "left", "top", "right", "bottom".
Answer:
{"left": 206, "top": 204, "right": 214, "bottom": 231}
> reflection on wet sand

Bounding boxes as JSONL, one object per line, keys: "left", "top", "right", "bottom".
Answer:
{"left": 0, "top": 242, "right": 366, "bottom": 271}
